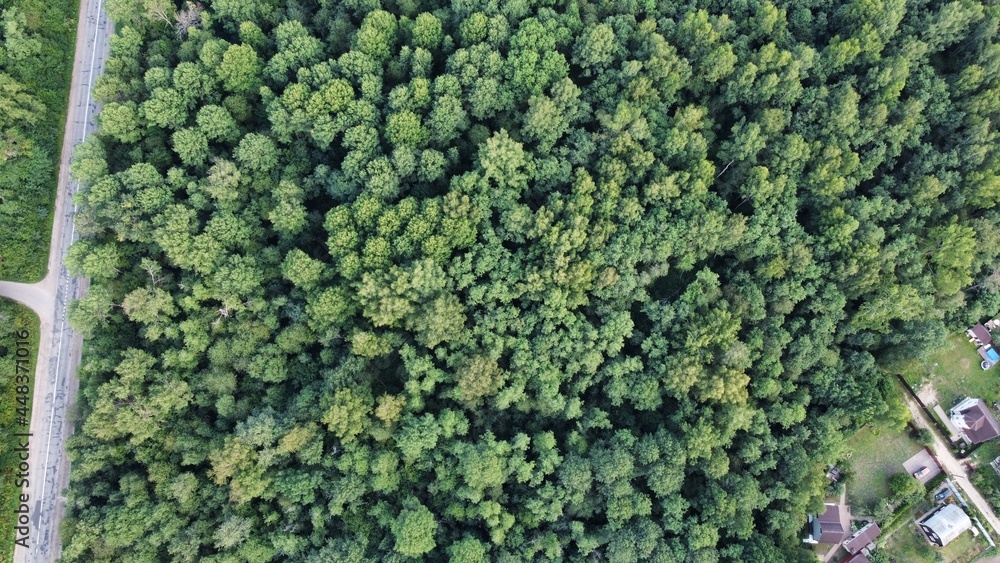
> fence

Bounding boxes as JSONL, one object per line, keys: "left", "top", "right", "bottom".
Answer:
{"left": 895, "top": 374, "right": 967, "bottom": 456}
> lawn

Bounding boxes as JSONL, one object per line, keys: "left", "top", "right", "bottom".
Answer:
{"left": 0, "top": 299, "right": 38, "bottom": 563}
{"left": 968, "top": 441, "right": 1000, "bottom": 517}
{"left": 844, "top": 425, "right": 925, "bottom": 512}
{"left": 881, "top": 514, "right": 989, "bottom": 563}
{"left": 970, "top": 441, "right": 1000, "bottom": 471}
{"left": 900, "top": 333, "right": 1000, "bottom": 409}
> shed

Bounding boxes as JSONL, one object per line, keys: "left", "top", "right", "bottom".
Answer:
{"left": 919, "top": 504, "right": 972, "bottom": 547}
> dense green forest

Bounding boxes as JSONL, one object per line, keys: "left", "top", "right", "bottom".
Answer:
{"left": 0, "top": 0, "right": 78, "bottom": 282}
{"left": 61, "top": 0, "right": 1000, "bottom": 561}
{"left": 0, "top": 298, "right": 37, "bottom": 563}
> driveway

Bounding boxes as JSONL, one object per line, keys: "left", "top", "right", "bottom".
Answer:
{"left": 903, "top": 449, "right": 941, "bottom": 485}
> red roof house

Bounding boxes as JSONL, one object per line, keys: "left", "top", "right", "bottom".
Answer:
{"left": 808, "top": 503, "right": 851, "bottom": 545}
{"left": 971, "top": 323, "right": 993, "bottom": 345}
{"left": 843, "top": 521, "right": 881, "bottom": 554}
{"left": 951, "top": 398, "right": 1000, "bottom": 444}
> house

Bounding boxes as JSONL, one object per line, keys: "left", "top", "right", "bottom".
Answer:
{"left": 843, "top": 521, "right": 881, "bottom": 554}
{"left": 950, "top": 398, "right": 1000, "bottom": 444}
{"left": 969, "top": 323, "right": 993, "bottom": 345}
{"left": 841, "top": 553, "right": 869, "bottom": 563}
{"left": 804, "top": 503, "right": 852, "bottom": 545}
{"left": 919, "top": 504, "right": 972, "bottom": 547}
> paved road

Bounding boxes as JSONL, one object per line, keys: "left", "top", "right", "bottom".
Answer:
{"left": 0, "top": 0, "right": 110, "bottom": 560}
{"left": 0, "top": 283, "right": 52, "bottom": 314}
{"left": 902, "top": 394, "right": 1000, "bottom": 538}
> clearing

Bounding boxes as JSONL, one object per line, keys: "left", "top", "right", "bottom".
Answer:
{"left": 901, "top": 333, "right": 1000, "bottom": 409}
{"left": 845, "top": 425, "right": 925, "bottom": 512}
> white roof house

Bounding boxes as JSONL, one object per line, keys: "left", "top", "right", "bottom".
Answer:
{"left": 919, "top": 504, "right": 972, "bottom": 547}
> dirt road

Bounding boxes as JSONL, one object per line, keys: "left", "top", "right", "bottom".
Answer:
{"left": 0, "top": 0, "right": 110, "bottom": 560}
{"left": 902, "top": 394, "right": 1000, "bottom": 538}
{"left": 0, "top": 283, "right": 54, "bottom": 317}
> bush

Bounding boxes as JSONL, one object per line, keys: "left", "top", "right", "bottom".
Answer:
{"left": 917, "top": 428, "right": 934, "bottom": 446}
{"left": 0, "top": 298, "right": 39, "bottom": 563}
{"left": 826, "top": 480, "right": 845, "bottom": 496}
{"left": 889, "top": 473, "right": 924, "bottom": 503}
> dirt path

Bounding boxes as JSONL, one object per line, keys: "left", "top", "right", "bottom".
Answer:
{"left": 2, "top": 0, "right": 110, "bottom": 560}
{"left": 917, "top": 379, "right": 939, "bottom": 406}
{"left": 902, "top": 394, "right": 1000, "bottom": 539}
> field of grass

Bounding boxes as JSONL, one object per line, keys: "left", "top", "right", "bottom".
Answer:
{"left": 0, "top": 299, "right": 39, "bottom": 563}
{"left": 968, "top": 441, "right": 1000, "bottom": 519}
{"left": 970, "top": 441, "right": 1000, "bottom": 470}
{"left": 900, "top": 333, "right": 1000, "bottom": 409}
{"left": 845, "top": 426, "right": 925, "bottom": 511}
{"left": 882, "top": 514, "right": 988, "bottom": 563}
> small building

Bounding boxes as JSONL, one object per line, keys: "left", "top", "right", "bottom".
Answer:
{"left": 970, "top": 323, "right": 993, "bottom": 345}
{"left": 919, "top": 504, "right": 972, "bottom": 547}
{"left": 805, "top": 503, "right": 851, "bottom": 545}
{"left": 841, "top": 553, "right": 869, "bottom": 563}
{"left": 843, "top": 521, "right": 881, "bottom": 554}
{"left": 827, "top": 466, "right": 843, "bottom": 482}
{"left": 950, "top": 398, "right": 1000, "bottom": 444}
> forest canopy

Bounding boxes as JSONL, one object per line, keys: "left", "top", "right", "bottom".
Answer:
{"left": 62, "top": 0, "right": 1000, "bottom": 561}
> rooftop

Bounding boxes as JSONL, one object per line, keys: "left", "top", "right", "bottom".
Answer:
{"left": 951, "top": 398, "right": 1000, "bottom": 444}
{"left": 920, "top": 504, "right": 972, "bottom": 547}
{"left": 815, "top": 503, "right": 851, "bottom": 545}
{"left": 971, "top": 323, "right": 993, "bottom": 345}
{"left": 843, "top": 521, "right": 881, "bottom": 554}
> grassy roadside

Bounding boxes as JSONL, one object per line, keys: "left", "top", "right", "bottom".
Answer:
{"left": 0, "top": 298, "right": 39, "bottom": 563}
{"left": 0, "top": 0, "right": 80, "bottom": 282}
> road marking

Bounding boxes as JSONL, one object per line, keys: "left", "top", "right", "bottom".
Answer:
{"left": 33, "top": 0, "right": 105, "bottom": 558}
